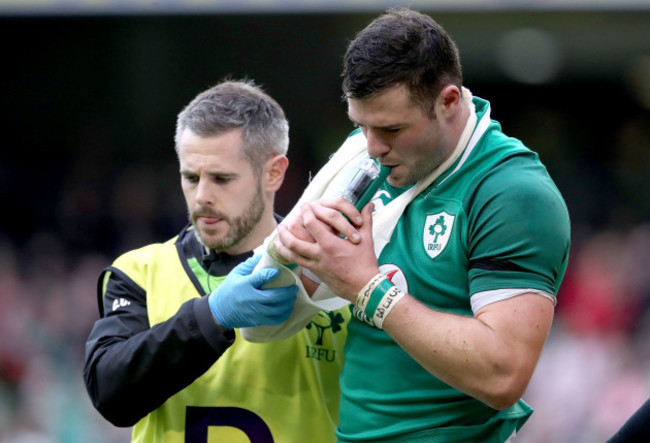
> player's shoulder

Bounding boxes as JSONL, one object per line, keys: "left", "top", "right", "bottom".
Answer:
{"left": 493, "top": 152, "right": 563, "bottom": 201}
{"left": 468, "top": 154, "right": 569, "bottom": 235}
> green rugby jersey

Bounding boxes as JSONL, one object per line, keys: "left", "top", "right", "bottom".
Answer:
{"left": 336, "top": 97, "right": 570, "bottom": 442}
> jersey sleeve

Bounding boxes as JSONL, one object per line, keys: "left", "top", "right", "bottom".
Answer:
{"left": 82, "top": 266, "right": 235, "bottom": 427}
{"left": 465, "top": 156, "right": 571, "bottom": 297}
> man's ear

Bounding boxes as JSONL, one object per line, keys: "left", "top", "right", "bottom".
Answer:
{"left": 437, "top": 84, "right": 462, "bottom": 116}
{"left": 264, "top": 155, "right": 289, "bottom": 193}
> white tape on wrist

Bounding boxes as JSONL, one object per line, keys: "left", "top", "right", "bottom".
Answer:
{"left": 356, "top": 273, "right": 386, "bottom": 313}
{"left": 356, "top": 272, "right": 405, "bottom": 329}
{"left": 372, "top": 285, "right": 405, "bottom": 329}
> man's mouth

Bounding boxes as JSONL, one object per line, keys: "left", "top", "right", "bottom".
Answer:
{"left": 197, "top": 215, "right": 223, "bottom": 225}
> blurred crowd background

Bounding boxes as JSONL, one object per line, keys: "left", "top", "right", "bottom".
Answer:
{"left": 1, "top": 1, "right": 650, "bottom": 442}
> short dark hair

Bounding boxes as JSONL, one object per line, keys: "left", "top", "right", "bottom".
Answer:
{"left": 342, "top": 8, "right": 463, "bottom": 115}
{"left": 175, "top": 78, "right": 289, "bottom": 175}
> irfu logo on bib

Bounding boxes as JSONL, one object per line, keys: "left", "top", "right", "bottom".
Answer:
{"left": 423, "top": 212, "right": 455, "bottom": 259}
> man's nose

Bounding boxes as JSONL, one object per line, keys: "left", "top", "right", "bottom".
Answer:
{"left": 365, "top": 129, "right": 390, "bottom": 159}
{"left": 195, "top": 179, "right": 215, "bottom": 205}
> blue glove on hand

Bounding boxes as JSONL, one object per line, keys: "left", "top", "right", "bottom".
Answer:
{"left": 208, "top": 254, "right": 298, "bottom": 330}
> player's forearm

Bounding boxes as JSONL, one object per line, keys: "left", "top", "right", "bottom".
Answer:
{"left": 382, "top": 294, "right": 551, "bottom": 410}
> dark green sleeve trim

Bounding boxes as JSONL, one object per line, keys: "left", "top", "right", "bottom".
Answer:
{"left": 469, "top": 258, "right": 528, "bottom": 273}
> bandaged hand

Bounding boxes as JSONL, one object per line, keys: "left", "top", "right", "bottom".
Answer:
{"left": 208, "top": 254, "right": 298, "bottom": 329}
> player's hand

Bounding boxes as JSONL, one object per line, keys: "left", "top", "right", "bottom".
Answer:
{"left": 208, "top": 254, "right": 298, "bottom": 329}
{"left": 275, "top": 199, "right": 380, "bottom": 302}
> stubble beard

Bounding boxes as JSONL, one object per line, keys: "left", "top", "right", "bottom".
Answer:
{"left": 192, "top": 183, "right": 265, "bottom": 252}
{"left": 403, "top": 139, "right": 453, "bottom": 186}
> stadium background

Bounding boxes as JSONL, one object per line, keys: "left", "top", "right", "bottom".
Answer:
{"left": 1, "top": 1, "right": 650, "bottom": 441}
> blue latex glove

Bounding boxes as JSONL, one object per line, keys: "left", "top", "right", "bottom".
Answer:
{"left": 209, "top": 254, "right": 298, "bottom": 329}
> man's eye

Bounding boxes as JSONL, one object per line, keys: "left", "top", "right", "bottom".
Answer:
{"left": 184, "top": 175, "right": 199, "bottom": 184}
{"left": 214, "top": 176, "right": 232, "bottom": 184}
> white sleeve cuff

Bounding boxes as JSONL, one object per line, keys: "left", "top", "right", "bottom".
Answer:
{"left": 470, "top": 288, "right": 556, "bottom": 314}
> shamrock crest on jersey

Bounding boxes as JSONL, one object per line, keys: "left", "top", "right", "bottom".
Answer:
{"left": 423, "top": 212, "right": 455, "bottom": 259}
{"left": 306, "top": 310, "right": 346, "bottom": 346}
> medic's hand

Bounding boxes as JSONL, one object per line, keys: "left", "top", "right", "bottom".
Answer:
{"left": 208, "top": 254, "right": 298, "bottom": 329}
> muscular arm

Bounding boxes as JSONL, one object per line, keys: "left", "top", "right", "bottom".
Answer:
{"left": 275, "top": 199, "right": 553, "bottom": 410}
{"left": 382, "top": 291, "right": 553, "bottom": 409}
{"left": 82, "top": 268, "right": 234, "bottom": 427}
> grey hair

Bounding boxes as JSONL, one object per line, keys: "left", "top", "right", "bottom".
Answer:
{"left": 174, "top": 78, "right": 289, "bottom": 174}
